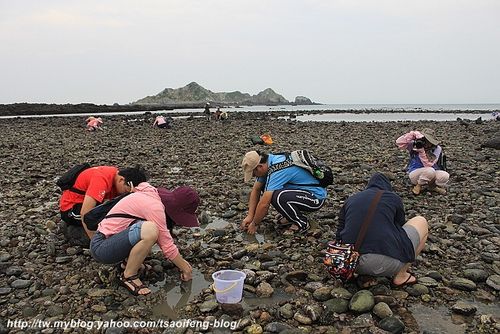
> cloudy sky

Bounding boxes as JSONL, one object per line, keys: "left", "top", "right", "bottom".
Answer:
{"left": 1, "top": 0, "right": 499, "bottom": 104}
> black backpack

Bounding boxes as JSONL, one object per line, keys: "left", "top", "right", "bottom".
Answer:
{"left": 268, "top": 150, "right": 334, "bottom": 188}
{"left": 56, "top": 163, "right": 91, "bottom": 194}
{"left": 83, "top": 193, "right": 145, "bottom": 231}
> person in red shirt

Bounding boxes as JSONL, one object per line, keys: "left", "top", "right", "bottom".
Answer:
{"left": 59, "top": 166, "right": 148, "bottom": 240}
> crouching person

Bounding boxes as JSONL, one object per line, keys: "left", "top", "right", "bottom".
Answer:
{"left": 90, "top": 182, "right": 200, "bottom": 296}
{"left": 336, "top": 173, "right": 428, "bottom": 286}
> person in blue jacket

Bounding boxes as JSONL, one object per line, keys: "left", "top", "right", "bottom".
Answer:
{"left": 336, "top": 173, "right": 428, "bottom": 286}
{"left": 240, "top": 150, "right": 327, "bottom": 235}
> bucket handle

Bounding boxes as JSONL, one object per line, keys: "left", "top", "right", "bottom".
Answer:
{"left": 211, "top": 282, "right": 238, "bottom": 293}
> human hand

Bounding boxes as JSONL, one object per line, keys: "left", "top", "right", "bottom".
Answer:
{"left": 241, "top": 216, "right": 253, "bottom": 231}
{"left": 180, "top": 262, "right": 193, "bottom": 281}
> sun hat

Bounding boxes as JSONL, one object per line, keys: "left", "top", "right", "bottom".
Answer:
{"left": 157, "top": 186, "right": 200, "bottom": 227}
{"left": 421, "top": 128, "right": 439, "bottom": 145}
{"left": 242, "top": 151, "right": 260, "bottom": 182}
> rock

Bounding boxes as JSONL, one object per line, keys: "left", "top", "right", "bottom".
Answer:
{"left": 88, "top": 288, "right": 114, "bottom": 297}
{"left": 255, "top": 282, "right": 273, "bottom": 297}
{"left": 221, "top": 303, "right": 243, "bottom": 317}
{"left": 11, "top": 279, "right": 32, "bottom": 289}
{"left": 451, "top": 301, "right": 477, "bottom": 315}
{"left": 245, "top": 324, "right": 263, "bottom": 334}
{"left": 0, "top": 288, "right": 12, "bottom": 295}
{"left": 330, "top": 287, "right": 353, "bottom": 299}
{"left": 378, "top": 316, "right": 405, "bottom": 333}
{"left": 222, "top": 210, "right": 237, "bottom": 218}
{"left": 417, "top": 277, "right": 439, "bottom": 287}
{"left": 91, "top": 304, "right": 107, "bottom": 313}
{"left": 264, "top": 322, "right": 293, "bottom": 333}
{"left": 351, "top": 313, "right": 375, "bottom": 328}
{"left": 279, "top": 303, "right": 294, "bottom": 319}
{"left": 46, "top": 305, "right": 65, "bottom": 317}
{"left": 450, "top": 278, "right": 477, "bottom": 291}
{"left": 463, "top": 269, "right": 489, "bottom": 282}
{"left": 373, "top": 302, "right": 393, "bottom": 319}
{"left": 199, "top": 300, "right": 218, "bottom": 312}
{"left": 406, "top": 284, "right": 429, "bottom": 297}
{"left": 324, "top": 298, "right": 349, "bottom": 314}
{"left": 313, "top": 287, "right": 333, "bottom": 301}
{"left": 481, "top": 137, "right": 500, "bottom": 149}
{"left": 5, "top": 266, "right": 22, "bottom": 276}
{"left": 486, "top": 274, "right": 500, "bottom": 290}
{"left": 349, "top": 290, "right": 375, "bottom": 313}
{"left": 293, "top": 311, "right": 312, "bottom": 324}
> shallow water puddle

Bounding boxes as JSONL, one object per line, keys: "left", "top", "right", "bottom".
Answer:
{"left": 409, "top": 300, "right": 499, "bottom": 334}
{"left": 151, "top": 269, "right": 211, "bottom": 320}
{"left": 241, "top": 289, "right": 293, "bottom": 308}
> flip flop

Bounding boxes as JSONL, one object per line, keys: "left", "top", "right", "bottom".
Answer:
{"left": 392, "top": 274, "right": 417, "bottom": 287}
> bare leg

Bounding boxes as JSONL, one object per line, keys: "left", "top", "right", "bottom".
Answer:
{"left": 393, "top": 216, "right": 428, "bottom": 285}
{"left": 123, "top": 221, "right": 159, "bottom": 295}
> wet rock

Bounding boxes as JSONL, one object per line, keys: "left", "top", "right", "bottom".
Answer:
{"left": 324, "top": 298, "right": 349, "bottom": 313}
{"left": 232, "top": 249, "right": 247, "bottom": 259}
{"left": 304, "top": 281, "right": 324, "bottom": 292}
{"left": 199, "top": 300, "right": 218, "bottom": 313}
{"left": 264, "top": 322, "right": 293, "bottom": 333}
{"left": 450, "top": 278, "right": 477, "bottom": 291}
{"left": 349, "top": 290, "right": 375, "bottom": 313}
{"left": 255, "top": 282, "right": 273, "bottom": 297}
{"left": 55, "top": 256, "right": 72, "bottom": 264}
{"left": 304, "top": 304, "right": 323, "bottom": 322}
{"left": 373, "top": 302, "right": 393, "bottom": 319}
{"left": 313, "top": 287, "right": 333, "bottom": 301}
{"left": 279, "top": 303, "right": 294, "bottom": 319}
{"left": 451, "top": 301, "right": 477, "bottom": 315}
{"left": 221, "top": 303, "right": 243, "bottom": 317}
{"left": 378, "top": 316, "right": 405, "bottom": 333}
{"left": 406, "top": 284, "right": 429, "bottom": 297}
{"left": 0, "top": 288, "right": 12, "bottom": 295}
{"left": 293, "top": 311, "right": 312, "bottom": 324}
{"left": 330, "top": 287, "right": 353, "bottom": 299}
{"left": 417, "top": 276, "right": 439, "bottom": 287}
{"left": 351, "top": 313, "right": 374, "bottom": 328}
{"left": 245, "top": 324, "right": 263, "bottom": 334}
{"left": 486, "top": 274, "right": 500, "bottom": 290}
{"left": 11, "top": 279, "right": 31, "bottom": 289}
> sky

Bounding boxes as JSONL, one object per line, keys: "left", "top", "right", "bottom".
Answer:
{"left": 1, "top": 0, "right": 499, "bottom": 105}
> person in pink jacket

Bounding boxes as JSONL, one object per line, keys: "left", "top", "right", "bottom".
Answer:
{"left": 90, "top": 182, "right": 200, "bottom": 296}
{"left": 396, "top": 128, "right": 449, "bottom": 195}
{"left": 86, "top": 116, "right": 103, "bottom": 131}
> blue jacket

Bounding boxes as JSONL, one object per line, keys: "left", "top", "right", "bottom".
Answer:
{"left": 335, "top": 173, "right": 415, "bottom": 263}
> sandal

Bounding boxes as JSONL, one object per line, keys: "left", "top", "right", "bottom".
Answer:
{"left": 119, "top": 274, "right": 151, "bottom": 296}
{"left": 274, "top": 214, "right": 293, "bottom": 228}
{"left": 392, "top": 274, "right": 417, "bottom": 288}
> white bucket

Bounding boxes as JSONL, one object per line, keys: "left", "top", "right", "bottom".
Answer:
{"left": 211, "top": 270, "right": 246, "bottom": 303}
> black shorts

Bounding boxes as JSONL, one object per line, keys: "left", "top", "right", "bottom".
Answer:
{"left": 60, "top": 203, "right": 83, "bottom": 226}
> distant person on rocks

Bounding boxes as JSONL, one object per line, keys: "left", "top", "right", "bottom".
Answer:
{"left": 153, "top": 115, "right": 171, "bottom": 129}
{"left": 214, "top": 107, "right": 222, "bottom": 121}
{"left": 59, "top": 166, "right": 148, "bottom": 243}
{"left": 336, "top": 172, "right": 428, "bottom": 286}
{"left": 86, "top": 116, "right": 103, "bottom": 131}
{"left": 90, "top": 184, "right": 199, "bottom": 296}
{"left": 396, "top": 128, "right": 449, "bottom": 195}
{"left": 220, "top": 111, "right": 228, "bottom": 121}
{"left": 203, "top": 103, "right": 211, "bottom": 120}
{"left": 240, "top": 150, "right": 327, "bottom": 235}
{"left": 491, "top": 111, "right": 500, "bottom": 121}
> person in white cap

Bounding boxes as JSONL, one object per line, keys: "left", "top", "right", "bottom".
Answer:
{"left": 240, "top": 150, "right": 327, "bottom": 235}
{"left": 396, "top": 128, "right": 449, "bottom": 195}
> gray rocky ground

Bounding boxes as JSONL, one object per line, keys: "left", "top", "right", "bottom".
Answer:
{"left": 0, "top": 114, "right": 498, "bottom": 333}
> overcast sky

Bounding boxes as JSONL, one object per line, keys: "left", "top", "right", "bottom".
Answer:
{"left": 1, "top": 0, "right": 499, "bottom": 104}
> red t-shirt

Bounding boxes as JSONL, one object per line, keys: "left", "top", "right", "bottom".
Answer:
{"left": 59, "top": 166, "right": 119, "bottom": 212}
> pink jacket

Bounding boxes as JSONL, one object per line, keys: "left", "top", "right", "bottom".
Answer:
{"left": 396, "top": 131, "right": 439, "bottom": 167}
{"left": 98, "top": 182, "right": 179, "bottom": 260}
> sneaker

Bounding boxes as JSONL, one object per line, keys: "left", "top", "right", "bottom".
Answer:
{"left": 412, "top": 184, "right": 422, "bottom": 195}
{"left": 431, "top": 186, "right": 447, "bottom": 195}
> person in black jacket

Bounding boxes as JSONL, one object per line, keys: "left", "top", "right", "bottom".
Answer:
{"left": 336, "top": 173, "right": 428, "bottom": 286}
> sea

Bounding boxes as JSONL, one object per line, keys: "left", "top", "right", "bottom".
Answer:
{"left": 1, "top": 103, "right": 499, "bottom": 122}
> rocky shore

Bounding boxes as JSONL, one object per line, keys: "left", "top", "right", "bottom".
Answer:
{"left": 0, "top": 114, "right": 498, "bottom": 334}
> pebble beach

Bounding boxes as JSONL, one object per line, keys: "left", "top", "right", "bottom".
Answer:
{"left": 0, "top": 113, "right": 499, "bottom": 334}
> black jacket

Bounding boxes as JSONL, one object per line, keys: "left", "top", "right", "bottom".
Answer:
{"left": 335, "top": 173, "right": 415, "bottom": 263}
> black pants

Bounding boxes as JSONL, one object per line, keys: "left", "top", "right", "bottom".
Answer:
{"left": 60, "top": 203, "right": 83, "bottom": 226}
{"left": 271, "top": 189, "right": 325, "bottom": 230}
